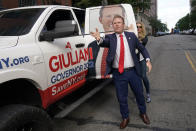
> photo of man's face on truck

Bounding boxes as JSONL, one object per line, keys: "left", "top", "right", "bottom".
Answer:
{"left": 89, "top": 5, "right": 127, "bottom": 33}
{"left": 99, "top": 5, "right": 126, "bottom": 32}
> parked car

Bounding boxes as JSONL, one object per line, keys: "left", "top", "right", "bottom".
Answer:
{"left": 155, "top": 31, "right": 167, "bottom": 37}
{"left": 194, "top": 29, "right": 196, "bottom": 35}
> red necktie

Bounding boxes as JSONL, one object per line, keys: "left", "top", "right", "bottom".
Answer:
{"left": 119, "top": 34, "right": 124, "bottom": 74}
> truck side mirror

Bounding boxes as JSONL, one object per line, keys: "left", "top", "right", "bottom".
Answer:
{"left": 39, "top": 20, "right": 79, "bottom": 42}
{"left": 39, "top": 31, "right": 55, "bottom": 41}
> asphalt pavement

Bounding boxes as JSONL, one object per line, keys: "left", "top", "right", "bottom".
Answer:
{"left": 53, "top": 34, "right": 196, "bottom": 131}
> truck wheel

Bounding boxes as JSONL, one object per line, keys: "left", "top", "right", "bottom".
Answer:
{"left": 0, "top": 104, "right": 53, "bottom": 131}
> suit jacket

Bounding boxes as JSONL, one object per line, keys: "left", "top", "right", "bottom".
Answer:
{"left": 99, "top": 31, "right": 150, "bottom": 76}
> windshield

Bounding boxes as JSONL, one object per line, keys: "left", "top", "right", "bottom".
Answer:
{"left": 0, "top": 8, "right": 45, "bottom": 36}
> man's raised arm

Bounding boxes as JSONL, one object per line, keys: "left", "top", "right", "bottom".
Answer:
{"left": 90, "top": 28, "right": 101, "bottom": 41}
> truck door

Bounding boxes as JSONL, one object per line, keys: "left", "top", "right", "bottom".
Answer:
{"left": 85, "top": 4, "right": 137, "bottom": 79}
{"left": 37, "top": 8, "right": 88, "bottom": 104}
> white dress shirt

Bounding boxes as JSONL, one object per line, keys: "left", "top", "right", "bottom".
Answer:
{"left": 112, "top": 32, "right": 134, "bottom": 68}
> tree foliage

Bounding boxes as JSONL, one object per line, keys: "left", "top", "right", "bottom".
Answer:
{"left": 175, "top": 0, "right": 196, "bottom": 31}
{"left": 72, "top": 0, "right": 151, "bottom": 13}
{"left": 175, "top": 14, "right": 190, "bottom": 31}
{"left": 107, "top": 0, "right": 151, "bottom": 13}
{"left": 149, "top": 17, "right": 169, "bottom": 33}
{"left": 190, "top": 0, "right": 196, "bottom": 29}
{"left": 191, "top": 0, "right": 196, "bottom": 7}
{"left": 72, "top": 0, "right": 102, "bottom": 8}
{"left": 190, "top": 10, "right": 196, "bottom": 28}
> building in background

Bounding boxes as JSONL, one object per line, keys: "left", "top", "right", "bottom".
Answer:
{"left": 0, "top": 0, "right": 72, "bottom": 9}
{"left": 190, "top": 0, "right": 196, "bottom": 11}
{"left": 135, "top": 0, "right": 157, "bottom": 35}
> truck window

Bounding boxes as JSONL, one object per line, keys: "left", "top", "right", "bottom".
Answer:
{"left": 43, "top": 9, "right": 79, "bottom": 36}
{"left": 0, "top": 8, "right": 44, "bottom": 36}
{"left": 73, "top": 9, "right": 85, "bottom": 33}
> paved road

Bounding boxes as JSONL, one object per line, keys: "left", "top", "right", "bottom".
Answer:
{"left": 53, "top": 35, "right": 196, "bottom": 131}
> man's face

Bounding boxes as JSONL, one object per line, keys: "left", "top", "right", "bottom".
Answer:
{"left": 99, "top": 6, "right": 123, "bottom": 32}
{"left": 112, "top": 18, "right": 124, "bottom": 34}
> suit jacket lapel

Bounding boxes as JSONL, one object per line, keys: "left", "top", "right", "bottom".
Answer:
{"left": 111, "top": 33, "right": 117, "bottom": 56}
{"left": 124, "top": 32, "right": 133, "bottom": 52}
{"left": 112, "top": 33, "right": 117, "bottom": 47}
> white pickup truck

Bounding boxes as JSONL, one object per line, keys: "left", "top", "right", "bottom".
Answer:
{"left": 0, "top": 4, "right": 137, "bottom": 131}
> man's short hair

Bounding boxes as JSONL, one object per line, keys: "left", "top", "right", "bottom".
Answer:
{"left": 112, "top": 15, "right": 125, "bottom": 24}
{"left": 99, "top": 5, "right": 125, "bottom": 18}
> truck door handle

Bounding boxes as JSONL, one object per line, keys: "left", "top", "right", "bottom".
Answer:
{"left": 76, "top": 43, "right": 85, "bottom": 48}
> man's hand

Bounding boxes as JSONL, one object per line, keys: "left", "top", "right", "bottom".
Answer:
{"left": 90, "top": 28, "right": 101, "bottom": 41}
{"left": 146, "top": 60, "right": 152, "bottom": 73}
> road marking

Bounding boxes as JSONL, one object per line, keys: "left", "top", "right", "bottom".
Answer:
{"left": 185, "top": 51, "right": 196, "bottom": 73}
{"left": 187, "top": 50, "right": 196, "bottom": 65}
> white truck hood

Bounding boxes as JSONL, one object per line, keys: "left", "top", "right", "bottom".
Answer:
{"left": 0, "top": 36, "right": 19, "bottom": 49}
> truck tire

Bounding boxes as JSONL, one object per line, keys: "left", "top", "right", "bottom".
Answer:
{"left": 0, "top": 104, "right": 53, "bottom": 131}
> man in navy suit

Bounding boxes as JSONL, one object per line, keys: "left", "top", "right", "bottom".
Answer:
{"left": 91, "top": 15, "right": 152, "bottom": 129}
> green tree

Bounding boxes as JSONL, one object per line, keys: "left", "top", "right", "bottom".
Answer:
{"left": 72, "top": 0, "right": 102, "bottom": 8}
{"left": 175, "top": 14, "right": 190, "bottom": 31}
{"left": 107, "top": 0, "right": 151, "bottom": 13}
{"left": 149, "top": 17, "right": 169, "bottom": 35}
{"left": 190, "top": 10, "right": 196, "bottom": 27}
{"left": 190, "top": 0, "right": 196, "bottom": 32}
{"left": 72, "top": 0, "right": 151, "bottom": 13}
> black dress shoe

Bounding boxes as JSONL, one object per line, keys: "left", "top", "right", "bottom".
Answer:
{"left": 120, "top": 118, "right": 129, "bottom": 129}
{"left": 140, "top": 114, "right": 150, "bottom": 125}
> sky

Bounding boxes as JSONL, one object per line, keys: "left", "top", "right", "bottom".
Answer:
{"left": 158, "top": 0, "right": 190, "bottom": 31}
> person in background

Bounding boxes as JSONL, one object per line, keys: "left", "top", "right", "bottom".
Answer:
{"left": 136, "top": 21, "right": 151, "bottom": 103}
